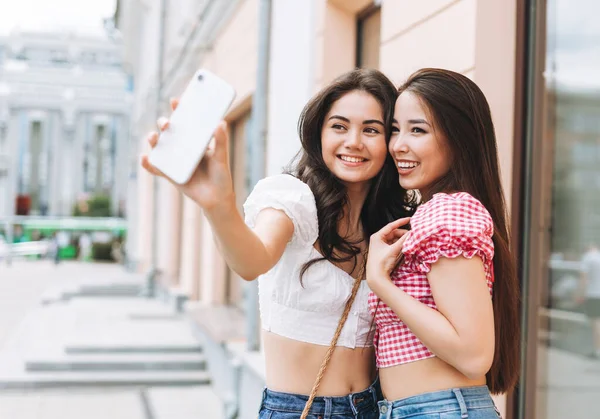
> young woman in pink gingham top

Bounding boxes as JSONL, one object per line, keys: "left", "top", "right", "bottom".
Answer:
{"left": 368, "top": 192, "right": 495, "bottom": 369}
{"left": 366, "top": 69, "right": 520, "bottom": 419}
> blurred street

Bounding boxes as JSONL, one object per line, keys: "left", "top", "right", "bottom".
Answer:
{"left": 0, "top": 261, "right": 223, "bottom": 419}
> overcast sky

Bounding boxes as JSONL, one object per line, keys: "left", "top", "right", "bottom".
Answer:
{"left": 0, "top": 0, "right": 116, "bottom": 36}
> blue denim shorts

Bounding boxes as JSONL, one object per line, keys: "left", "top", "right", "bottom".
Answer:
{"left": 258, "top": 378, "right": 382, "bottom": 418}
{"left": 377, "top": 386, "right": 501, "bottom": 419}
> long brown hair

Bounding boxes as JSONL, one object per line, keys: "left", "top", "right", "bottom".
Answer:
{"left": 287, "top": 69, "right": 416, "bottom": 280}
{"left": 291, "top": 70, "right": 416, "bottom": 418}
{"left": 398, "top": 68, "right": 520, "bottom": 394}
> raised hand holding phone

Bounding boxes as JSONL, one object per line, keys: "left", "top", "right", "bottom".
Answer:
{"left": 141, "top": 69, "right": 237, "bottom": 211}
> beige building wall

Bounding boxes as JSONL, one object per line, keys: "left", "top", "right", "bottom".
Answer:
{"left": 130, "top": 1, "right": 519, "bottom": 411}
{"left": 136, "top": 168, "right": 154, "bottom": 273}
{"left": 200, "top": 0, "right": 259, "bottom": 110}
{"left": 156, "top": 181, "right": 182, "bottom": 285}
{"left": 150, "top": 0, "right": 229, "bottom": 288}
{"left": 474, "top": 0, "right": 518, "bottom": 209}
{"left": 152, "top": 0, "right": 518, "bottom": 305}
{"left": 379, "top": 0, "right": 518, "bottom": 209}
{"left": 380, "top": 0, "right": 477, "bottom": 79}
{"left": 175, "top": 0, "right": 259, "bottom": 304}
{"left": 126, "top": 0, "right": 164, "bottom": 275}
{"left": 313, "top": 0, "right": 378, "bottom": 91}
{"left": 179, "top": 196, "right": 202, "bottom": 300}
{"left": 313, "top": 0, "right": 357, "bottom": 91}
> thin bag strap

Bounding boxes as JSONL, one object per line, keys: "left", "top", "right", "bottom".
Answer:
{"left": 300, "top": 262, "right": 366, "bottom": 419}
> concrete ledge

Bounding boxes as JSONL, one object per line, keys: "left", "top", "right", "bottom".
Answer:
{"left": 187, "top": 303, "right": 247, "bottom": 418}
{"left": 146, "top": 386, "right": 224, "bottom": 419}
{"left": 25, "top": 353, "right": 206, "bottom": 372}
{"left": 153, "top": 281, "right": 190, "bottom": 313}
{"left": 187, "top": 303, "right": 245, "bottom": 344}
{"left": 228, "top": 343, "right": 265, "bottom": 381}
{"left": 227, "top": 343, "right": 266, "bottom": 419}
{"left": 64, "top": 315, "right": 203, "bottom": 354}
{"left": 41, "top": 281, "right": 145, "bottom": 305}
{"left": 168, "top": 286, "right": 189, "bottom": 313}
{"left": 0, "top": 370, "right": 210, "bottom": 390}
{"left": 65, "top": 344, "right": 203, "bottom": 354}
{"left": 40, "top": 289, "right": 65, "bottom": 305}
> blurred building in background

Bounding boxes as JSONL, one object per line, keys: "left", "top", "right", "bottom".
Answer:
{"left": 0, "top": 30, "right": 131, "bottom": 219}
{"left": 116, "top": 0, "right": 600, "bottom": 418}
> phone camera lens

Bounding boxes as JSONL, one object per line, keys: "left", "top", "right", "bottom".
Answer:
{"left": 197, "top": 74, "right": 204, "bottom": 81}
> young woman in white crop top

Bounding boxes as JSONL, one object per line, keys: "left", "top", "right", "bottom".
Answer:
{"left": 141, "top": 69, "right": 415, "bottom": 418}
{"left": 365, "top": 69, "right": 521, "bottom": 418}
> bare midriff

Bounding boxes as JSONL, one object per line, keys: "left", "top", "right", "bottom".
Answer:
{"left": 379, "top": 356, "right": 486, "bottom": 401}
{"left": 263, "top": 331, "right": 376, "bottom": 396}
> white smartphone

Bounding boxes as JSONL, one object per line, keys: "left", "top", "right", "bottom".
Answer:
{"left": 148, "top": 69, "right": 236, "bottom": 184}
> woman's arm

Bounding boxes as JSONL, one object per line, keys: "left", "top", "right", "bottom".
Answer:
{"left": 141, "top": 98, "right": 294, "bottom": 281}
{"left": 367, "top": 217, "right": 495, "bottom": 379}
{"left": 369, "top": 256, "right": 495, "bottom": 379}
{"left": 205, "top": 200, "right": 294, "bottom": 281}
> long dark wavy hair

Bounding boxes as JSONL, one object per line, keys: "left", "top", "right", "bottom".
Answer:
{"left": 286, "top": 68, "right": 416, "bottom": 279}
{"left": 397, "top": 68, "right": 520, "bottom": 394}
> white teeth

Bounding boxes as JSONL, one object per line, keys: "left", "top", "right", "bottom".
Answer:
{"left": 340, "top": 155, "right": 365, "bottom": 163}
{"left": 397, "top": 162, "right": 419, "bottom": 169}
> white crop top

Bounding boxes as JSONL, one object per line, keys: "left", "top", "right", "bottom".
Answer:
{"left": 243, "top": 174, "right": 374, "bottom": 348}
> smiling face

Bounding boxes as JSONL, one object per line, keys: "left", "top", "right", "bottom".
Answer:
{"left": 389, "top": 91, "right": 452, "bottom": 197}
{"left": 320, "top": 90, "right": 389, "bottom": 188}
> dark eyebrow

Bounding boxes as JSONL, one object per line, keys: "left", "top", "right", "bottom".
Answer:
{"left": 328, "top": 115, "right": 350, "bottom": 123}
{"left": 363, "top": 119, "right": 384, "bottom": 127}
{"left": 409, "top": 118, "right": 430, "bottom": 126}
{"left": 392, "top": 118, "right": 399, "bottom": 124}
{"left": 328, "top": 115, "right": 384, "bottom": 127}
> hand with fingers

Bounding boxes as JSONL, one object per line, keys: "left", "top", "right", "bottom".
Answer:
{"left": 366, "top": 217, "right": 411, "bottom": 294}
{"left": 140, "top": 98, "right": 235, "bottom": 212}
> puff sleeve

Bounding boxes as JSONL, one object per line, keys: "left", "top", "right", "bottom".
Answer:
{"left": 243, "top": 174, "right": 319, "bottom": 247}
{"left": 402, "top": 192, "right": 495, "bottom": 281}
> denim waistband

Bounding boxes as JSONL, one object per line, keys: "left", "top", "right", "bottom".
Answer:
{"left": 261, "top": 378, "right": 381, "bottom": 416}
{"left": 378, "top": 386, "right": 499, "bottom": 418}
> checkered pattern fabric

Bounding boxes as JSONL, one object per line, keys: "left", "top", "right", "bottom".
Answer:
{"left": 368, "top": 192, "right": 495, "bottom": 368}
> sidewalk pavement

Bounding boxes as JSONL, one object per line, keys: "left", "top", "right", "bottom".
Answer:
{"left": 0, "top": 260, "right": 224, "bottom": 419}
{"left": 0, "top": 386, "right": 223, "bottom": 419}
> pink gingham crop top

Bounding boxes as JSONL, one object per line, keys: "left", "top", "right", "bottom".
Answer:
{"left": 368, "top": 192, "right": 495, "bottom": 368}
{"left": 243, "top": 174, "right": 374, "bottom": 348}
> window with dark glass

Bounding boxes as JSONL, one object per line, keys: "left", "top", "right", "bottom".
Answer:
{"left": 356, "top": 3, "right": 381, "bottom": 69}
